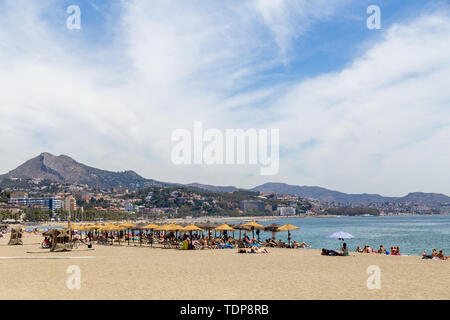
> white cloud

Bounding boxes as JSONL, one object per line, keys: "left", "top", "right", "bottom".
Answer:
{"left": 272, "top": 10, "right": 450, "bottom": 196}
{"left": 0, "top": 0, "right": 449, "bottom": 196}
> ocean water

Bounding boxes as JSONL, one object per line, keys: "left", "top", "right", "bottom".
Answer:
{"left": 240, "top": 215, "right": 450, "bottom": 256}
{"left": 23, "top": 215, "right": 450, "bottom": 256}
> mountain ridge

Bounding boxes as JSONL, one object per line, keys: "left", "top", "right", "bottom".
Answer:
{"left": 1, "top": 153, "right": 449, "bottom": 206}
{"left": 0, "top": 153, "right": 158, "bottom": 189}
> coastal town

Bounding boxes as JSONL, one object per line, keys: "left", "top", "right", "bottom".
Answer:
{"left": 1, "top": 176, "right": 448, "bottom": 224}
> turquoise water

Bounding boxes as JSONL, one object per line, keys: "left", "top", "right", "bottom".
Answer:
{"left": 250, "top": 215, "right": 450, "bottom": 256}
{"left": 23, "top": 215, "right": 450, "bottom": 256}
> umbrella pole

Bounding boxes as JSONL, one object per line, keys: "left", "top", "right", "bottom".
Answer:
{"left": 128, "top": 228, "right": 130, "bottom": 246}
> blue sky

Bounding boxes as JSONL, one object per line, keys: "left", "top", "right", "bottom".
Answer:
{"left": 0, "top": 0, "right": 449, "bottom": 196}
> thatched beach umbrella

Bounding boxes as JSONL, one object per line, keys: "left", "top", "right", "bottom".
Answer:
{"left": 154, "top": 224, "right": 170, "bottom": 232}
{"left": 264, "top": 223, "right": 281, "bottom": 240}
{"left": 182, "top": 224, "right": 202, "bottom": 232}
{"left": 142, "top": 222, "right": 159, "bottom": 230}
{"left": 232, "top": 223, "right": 251, "bottom": 239}
{"left": 182, "top": 224, "right": 202, "bottom": 239}
{"left": 121, "top": 222, "right": 136, "bottom": 246}
{"left": 243, "top": 221, "right": 264, "bottom": 241}
{"left": 278, "top": 223, "right": 300, "bottom": 245}
{"left": 214, "top": 223, "right": 235, "bottom": 238}
{"left": 214, "top": 223, "right": 235, "bottom": 231}
{"left": 198, "top": 221, "right": 217, "bottom": 230}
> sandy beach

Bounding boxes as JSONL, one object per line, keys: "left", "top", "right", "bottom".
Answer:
{"left": 0, "top": 232, "right": 449, "bottom": 300}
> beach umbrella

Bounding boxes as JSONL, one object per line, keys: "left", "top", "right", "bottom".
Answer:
{"left": 214, "top": 224, "right": 235, "bottom": 232}
{"left": 243, "top": 221, "right": 264, "bottom": 240}
{"left": 166, "top": 223, "right": 183, "bottom": 231}
{"left": 112, "top": 225, "right": 127, "bottom": 245}
{"left": 198, "top": 222, "right": 217, "bottom": 230}
{"left": 121, "top": 222, "right": 136, "bottom": 246}
{"left": 327, "top": 231, "right": 354, "bottom": 240}
{"left": 182, "top": 224, "right": 202, "bottom": 232}
{"left": 154, "top": 224, "right": 170, "bottom": 232}
{"left": 264, "top": 223, "right": 281, "bottom": 240}
{"left": 278, "top": 223, "right": 300, "bottom": 245}
{"left": 182, "top": 224, "right": 203, "bottom": 240}
{"left": 327, "top": 231, "right": 354, "bottom": 251}
{"left": 233, "top": 223, "right": 251, "bottom": 239}
{"left": 142, "top": 222, "right": 159, "bottom": 230}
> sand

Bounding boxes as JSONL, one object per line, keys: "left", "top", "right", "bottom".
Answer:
{"left": 0, "top": 232, "right": 448, "bottom": 300}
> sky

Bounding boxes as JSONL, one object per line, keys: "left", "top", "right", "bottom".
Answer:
{"left": 0, "top": 0, "right": 449, "bottom": 196}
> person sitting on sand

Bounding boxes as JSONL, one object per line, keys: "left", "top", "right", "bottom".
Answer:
{"left": 355, "top": 246, "right": 363, "bottom": 253}
{"left": 342, "top": 243, "right": 349, "bottom": 256}
{"left": 377, "top": 245, "right": 385, "bottom": 254}
{"left": 431, "top": 249, "right": 437, "bottom": 258}
{"left": 436, "top": 250, "right": 447, "bottom": 260}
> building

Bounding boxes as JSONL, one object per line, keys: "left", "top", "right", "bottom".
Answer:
{"left": 62, "top": 196, "right": 77, "bottom": 213}
{"left": 10, "top": 191, "right": 28, "bottom": 198}
{"left": 124, "top": 202, "right": 135, "bottom": 212}
{"left": 277, "top": 206, "right": 296, "bottom": 216}
{"left": 240, "top": 200, "right": 265, "bottom": 212}
{"left": 8, "top": 197, "right": 61, "bottom": 212}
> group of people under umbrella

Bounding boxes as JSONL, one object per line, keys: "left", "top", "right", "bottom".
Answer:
{"left": 66, "top": 220, "right": 305, "bottom": 249}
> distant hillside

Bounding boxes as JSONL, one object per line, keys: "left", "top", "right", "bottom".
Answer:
{"left": 0, "top": 153, "right": 159, "bottom": 190}
{"left": 251, "top": 182, "right": 450, "bottom": 206}
{"left": 1, "top": 153, "right": 449, "bottom": 207}
{"left": 186, "top": 183, "right": 240, "bottom": 193}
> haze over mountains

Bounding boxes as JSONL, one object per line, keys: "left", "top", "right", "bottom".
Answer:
{"left": 1, "top": 153, "right": 449, "bottom": 206}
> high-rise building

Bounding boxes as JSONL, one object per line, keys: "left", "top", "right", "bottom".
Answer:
{"left": 277, "top": 206, "right": 296, "bottom": 216}
{"left": 62, "top": 196, "right": 77, "bottom": 213}
{"left": 9, "top": 197, "right": 61, "bottom": 212}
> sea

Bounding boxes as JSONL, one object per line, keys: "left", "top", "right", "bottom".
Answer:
{"left": 249, "top": 215, "right": 450, "bottom": 256}
{"left": 23, "top": 215, "right": 450, "bottom": 256}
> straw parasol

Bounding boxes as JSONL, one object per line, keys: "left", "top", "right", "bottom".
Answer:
{"left": 243, "top": 221, "right": 264, "bottom": 240}
{"left": 232, "top": 223, "right": 251, "bottom": 239}
{"left": 166, "top": 223, "right": 184, "bottom": 231}
{"left": 264, "top": 223, "right": 281, "bottom": 240}
{"left": 121, "top": 222, "right": 136, "bottom": 246}
{"left": 182, "top": 223, "right": 202, "bottom": 240}
{"left": 277, "top": 223, "right": 300, "bottom": 245}
{"left": 142, "top": 222, "right": 159, "bottom": 230}
{"left": 197, "top": 221, "right": 217, "bottom": 230}
{"left": 214, "top": 223, "right": 235, "bottom": 232}
{"left": 182, "top": 224, "right": 202, "bottom": 232}
{"left": 154, "top": 224, "right": 170, "bottom": 232}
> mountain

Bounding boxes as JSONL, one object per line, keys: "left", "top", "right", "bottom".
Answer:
{"left": 1, "top": 153, "right": 449, "bottom": 206}
{"left": 251, "top": 182, "right": 393, "bottom": 203}
{"left": 251, "top": 182, "right": 450, "bottom": 206}
{"left": 185, "top": 183, "right": 240, "bottom": 193}
{"left": 0, "top": 152, "right": 159, "bottom": 190}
